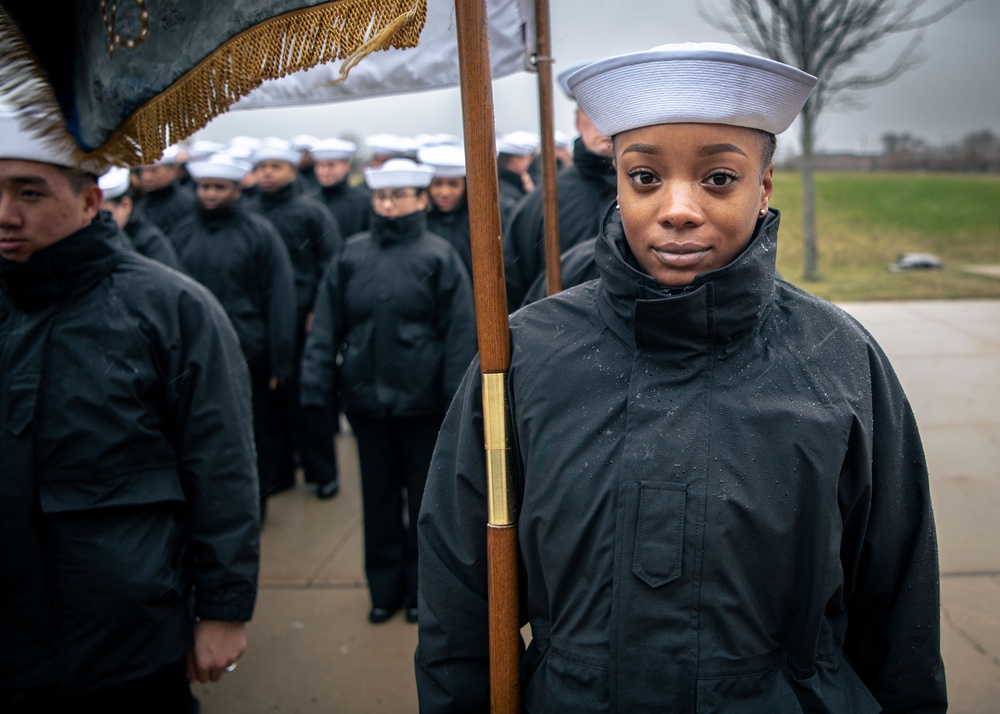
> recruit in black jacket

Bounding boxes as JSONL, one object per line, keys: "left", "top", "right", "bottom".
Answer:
{"left": 172, "top": 203, "right": 297, "bottom": 379}
{"left": 503, "top": 137, "right": 617, "bottom": 311}
{"left": 301, "top": 210, "right": 477, "bottom": 420}
{"left": 0, "top": 213, "right": 259, "bottom": 695}
{"left": 417, "top": 207, "right": 946, "bottom": 713}
{"left": 136, "top": 181, "right": 197, "bottom": 241}
{"left": 251, "top": 182, "right": 342, "bottom": 326}
{"left": 312, "top": 177, "right": 372, "bottom": 240}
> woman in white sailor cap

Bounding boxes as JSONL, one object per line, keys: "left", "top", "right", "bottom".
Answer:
{"left": 417, "top": 143, "right": 473, "bottom": 278}
{"left": 171, "top": 152, "right": 299, "bottom": 520}
{"left": 416, "top": 43, "right": 945, "bottom": 712}
{"left": 301, "top": 158, "right": 477, "bottom": 626}
{"left": 97, "top": 166, "right": 183, "bottom": 270}
{"left": 310, "top": 138, "right": 371, "bottom": 239}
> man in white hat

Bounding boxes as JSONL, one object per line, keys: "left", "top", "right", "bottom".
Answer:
{"left": 502, "top": 61, "right": 618, "bottom": 311}
{"left": 417, "top": 44, "right": 945, "bottom": 712}
{"left": 309, "top": 138, "right": 371, "bottom": 239}
{"left": 171, "top": 153, "right": 298, "bottom": 518}
{"left": 97, "top": 166, "right": 184, "bottom": 271}
{"left": 0, "top": 103, "right": 259, "bottom": 708}
{"left": 495, "top": 130, "right": 540, "bottom": 230}
{"left": 135, "top": 144, "right": 197, "bottom": 241}
{"left": 301, "top": 158, "right": 476, "bottom": 626}
{"left": 249, "top": 137, "right": 343, "bottom": 499}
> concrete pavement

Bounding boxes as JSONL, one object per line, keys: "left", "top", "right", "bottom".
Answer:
{"left": 199, "top": 299, "right": 1000, "bottom": 713}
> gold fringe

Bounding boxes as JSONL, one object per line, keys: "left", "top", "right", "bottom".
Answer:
{"left": 0, "top": 0, "right": 427, "bottom": 172}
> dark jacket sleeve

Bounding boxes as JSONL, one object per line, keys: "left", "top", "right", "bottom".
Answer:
{"left": 310, "top": 201, "right": 343, "bottom": 291}
{"left": 841, "top": 340, "right": 947, "bottom": 712}
{"left": 166, "top": 284, "right": 260, "bottom": 622}
{"left": 521, "top": 237, "right": 599, "bottom": 308}
{"left": 255, "top": 217, "right": 298, "bottom": 379}
{"left": 133, "top": 220, "right": 185, "bottom": 272}
{"left": 415, "top": 357, "right": 494, "bottom": 713}
{"left": 502, "top": 190, "right": 544, "bottom": 313}
{"left": 300, "top": 259, "right": 342, "bottom": 409}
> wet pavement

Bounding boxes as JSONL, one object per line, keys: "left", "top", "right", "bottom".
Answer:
{"left": 198, "top": 299, "right": 1000, "bottom": 713}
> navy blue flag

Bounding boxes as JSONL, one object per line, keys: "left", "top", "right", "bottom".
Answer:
{"left": 0, "top": 0, "right": 427, "bottom": 170}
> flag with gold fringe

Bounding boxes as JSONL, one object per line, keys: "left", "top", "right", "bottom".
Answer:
{"left": 235, "top": 0, "right": 535, "bottom": 109}
{"left": 0, "top": 0, "right": 429, "bottom": 172}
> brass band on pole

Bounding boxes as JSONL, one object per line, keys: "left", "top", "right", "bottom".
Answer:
{"left": 482, "top": 371, "right": 517, "bottom": 527}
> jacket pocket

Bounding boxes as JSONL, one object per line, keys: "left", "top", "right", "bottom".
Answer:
{"left": 38, "top": 470, "right": 190, "bottom": 663}
{"left": 633, "top": 481, "right": 686, "bottom": 588}
{"left": 38, "top": 469, "right": 186, "bottom": 512}
{"left": 4, "top": 372, "right": 39, "bottom": 436}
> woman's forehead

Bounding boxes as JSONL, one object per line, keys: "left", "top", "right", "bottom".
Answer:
{"left": 616, "top": 122, "right": 761, "bottom": 150}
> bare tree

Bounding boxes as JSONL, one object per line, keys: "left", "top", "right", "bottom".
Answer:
{"left": 701, "top": 0, "right": 967, "bottom": 280}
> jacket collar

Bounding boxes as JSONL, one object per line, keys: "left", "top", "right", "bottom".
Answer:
{"left": 320, "top": 178, "right": 350, "bottom": 198}
{"left": 258, "top": 181, "right": 298, "bottom": 206}
{"left": 370, "top": 210, "right": 427, "bottom": 246}
{"left": 0, "top": 212, "right": 121, "bottom": 312}
{"left": 595, "top": 204, "right": 779, "bottom": 356}
{"left": 571, "top": 137, "right": 616, "bottom": 190}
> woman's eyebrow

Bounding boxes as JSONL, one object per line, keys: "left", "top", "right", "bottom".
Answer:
{"left": 698, "top": 143, "right": 748, "bottom": 158}
{"left": 620, "top": 143, "right": 659, "bottom": 157}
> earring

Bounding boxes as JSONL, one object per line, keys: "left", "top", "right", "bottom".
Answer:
{"left": 759, "top": 207, "right": 767, "bottom": 216}
{"left": 615, "top": 203, "right": 620, "bottom": 211}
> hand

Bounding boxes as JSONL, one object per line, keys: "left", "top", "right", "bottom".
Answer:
{"left": 187, "top": 620, "right": 248, "bottom": 684}
{"left": 305, "top": 311, "right": 314, "bottom": 334}
{"left": 268, "top": 375, "right": 285, "bottom": 391}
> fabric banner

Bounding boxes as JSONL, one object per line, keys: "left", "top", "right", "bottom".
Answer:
{"left": 0, "top": 0, "right": 429, "bottom": 169}
{"left": 235, "top": 0, "right": 536, "bottom": 110}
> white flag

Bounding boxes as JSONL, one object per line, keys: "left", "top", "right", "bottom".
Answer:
{"left": 234, "top": 0, "right": 537, "bottom": 110}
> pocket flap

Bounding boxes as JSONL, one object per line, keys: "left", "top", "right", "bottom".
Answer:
{"left": 38, "top": 469, "right": 186, "bottom": 513}
{"left": 633, "top": 481, "right": 687, "bottom": 588}
{"left": 4, "top": 372, "right": 39, "bottom": 436}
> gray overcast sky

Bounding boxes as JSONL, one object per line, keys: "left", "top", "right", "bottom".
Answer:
{"left": 194, "top": 0, "right": 999, "bottom": 159}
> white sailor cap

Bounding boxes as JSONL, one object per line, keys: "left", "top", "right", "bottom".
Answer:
{"left": 496, "top": 130, "right": 540, "bottom": 156}
{"left": 228, "top": 135, "right": 262, "bottom": 151}
{"left": 364, "top": 158, "right": 435, "bottom": 190}
{"left": 98, "top": 166, "right": 132, "bottom": 199}
{"left": 187, "top": 140, "right": 225, "bottom": 162}
{"left": 252, "top": 137, "right": 302, "bottom": 167}
{"left": 554, "top": 130, "right": 571, "bottom": 151}
{"left": 0, "top": 99, "right": 83, "bottom": 169}
{"left": 143, "top": 144, "right": 184, "bottom": 167}
{"left": 364, "top": 133, "right": 418, "bottom": 158}
{"left": 416, "top": 145, "right": 466, "bottom": 178}
{"left": 567, "top": 42, "right": 817, "bottom": 137}
{"left": 187, "top": 153, "right": 253, "bottom": 183}
{"left": 310, "top": 138, "right": 358, "bottom": 161}
{"left": 415, "top": 133, "right": 462, "bottom": 149}
{"left": 556, "top": 61, "right": 592, "bottom": 102}
{"left": 291, "top": 134, "right": 320, "bottom": 152}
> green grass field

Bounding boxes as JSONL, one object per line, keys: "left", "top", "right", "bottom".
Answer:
{"left": 769, "top": 171, "right": 1000, "bottom": 302}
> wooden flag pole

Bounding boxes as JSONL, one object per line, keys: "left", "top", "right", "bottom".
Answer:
{"left": 533, "top": 0, "right": 562, "bottom": 297}
{"left": 454, "top": 1, "right": 521, "bottom": 712}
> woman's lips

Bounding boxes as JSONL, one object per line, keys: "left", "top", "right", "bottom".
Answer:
{"left": 652, "top": 244, "right": 709, "bottom": 269}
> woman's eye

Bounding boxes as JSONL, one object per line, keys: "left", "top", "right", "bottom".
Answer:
{"left": 705, "top": 172, "right": 737, "bottom": 187}
{"left": 629, "top": 170, "right": 658, "bottom": 186}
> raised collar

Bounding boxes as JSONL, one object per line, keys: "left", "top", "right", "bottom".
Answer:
{"left": 370, "top": 210, "right": 428, "bottom": 246}
{"left": 594, "top": 205, "right": 779, "bottom": 356}
{"left": 0, "top": 213, "right": 121, "bottom": 312}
